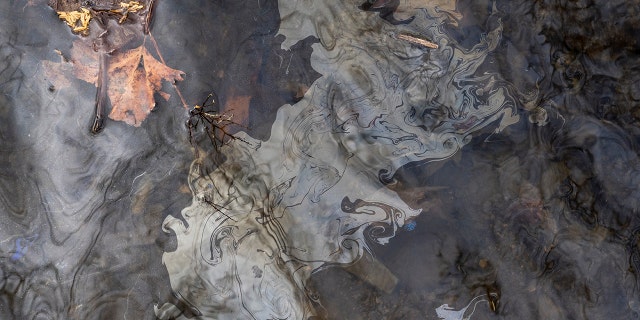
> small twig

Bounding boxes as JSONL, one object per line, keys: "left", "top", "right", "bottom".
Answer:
{"left": 397, "top": 33, "right": 439, "bottom": 49}
{"left": 201, "top": 197, "right": 237, "bottom": 222}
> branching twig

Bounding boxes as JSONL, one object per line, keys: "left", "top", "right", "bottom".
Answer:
{"left": 187, "top": 93, "right": 249, "bottom": 156}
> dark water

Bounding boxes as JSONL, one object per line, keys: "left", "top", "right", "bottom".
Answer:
{"left": 1, "top": 0, "right": 640, "bottom": 319}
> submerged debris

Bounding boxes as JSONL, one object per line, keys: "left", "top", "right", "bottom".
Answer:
{"left": 54, "top": 1, "right": 145, "bottom": 35}
{"left": 187, "top": 93, "right": 249, "bottom": 153}
{"left": 57, "top": 8, "right": 91, "bottom": 34}
{"left": 397, "top": 33, "right": 439, "bottom": 49}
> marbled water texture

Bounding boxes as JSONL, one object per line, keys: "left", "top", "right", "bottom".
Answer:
{"left": 1, "top": 0, "right": 640, "bottom": 319}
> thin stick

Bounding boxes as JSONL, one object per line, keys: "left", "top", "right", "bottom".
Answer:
{"left": 91, "top": 53, "right": 109, "bottom": 133}
{"left": 144, "top": 0, "right": 156, "bottom": 34}
{"left": 148, "top": 31, "right": 188, "bottom": 108}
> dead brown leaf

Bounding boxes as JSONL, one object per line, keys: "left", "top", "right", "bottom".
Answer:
{"left": 43, "top": 39, "right": 184, "bottom": 127}
{"left": 107, "top": 45, "right": 184, "bottom": 126}
{"left": 70, "top": 41, "right": 100, "bottom": 84}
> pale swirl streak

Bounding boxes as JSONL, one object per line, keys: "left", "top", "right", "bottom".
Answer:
{"left": 0, "top": 39, "right": 30, "bottom": 222}
{"left": 15, "top": 266, "right": 66, "bottom": 319}
{"left": 161, "top": 159, "right": 314, "bottom": 319}
{"left": 278, "top": 1, "right": 521, "bottom": 181}
{"left": 159, "top": 0, "right": 527, "bottom": 318}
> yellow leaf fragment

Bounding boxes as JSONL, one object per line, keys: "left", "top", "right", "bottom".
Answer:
{"left": 57, "top": 8, "right": 92, "bottom": 34}
{"left": 120, "top": 1, "right": 144, "bottom": 12}
{"left": 111, "top": 1, "right": 145, "bottom": 23}
{"left": 56, "top": 1, "right": 144, "bottom": 33}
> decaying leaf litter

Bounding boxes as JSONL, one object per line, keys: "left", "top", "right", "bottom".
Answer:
{"left": 43, "top": 0, "right": 246, "bottom": 154}
{"left": 44, "top": 0, "right": 186, "bottom": 133}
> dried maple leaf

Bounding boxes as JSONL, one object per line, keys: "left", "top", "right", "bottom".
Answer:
{"left": 42, "top": 0, "right": 173, "bottom": 132}
{"left": 107, "top": 45, "right": 184, "bottom": 126}
{"left": 43, "top": 40, "right": 184, "bottom": 127}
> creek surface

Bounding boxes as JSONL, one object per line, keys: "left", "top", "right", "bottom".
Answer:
{"left": 1, "top": 0, "right": 640, "bottom": 319}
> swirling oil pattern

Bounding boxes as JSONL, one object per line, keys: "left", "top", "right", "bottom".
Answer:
{"left": 158, "top": 0, "right": 524, "bottom": 318}
{"left": 2, "top": 0, "right": 640, "bottom": 319}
